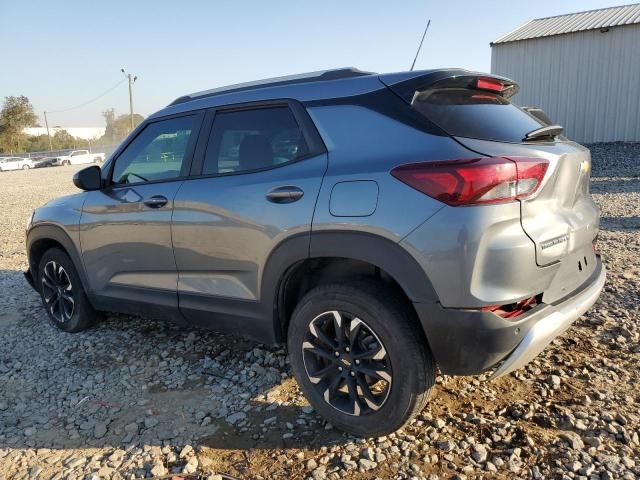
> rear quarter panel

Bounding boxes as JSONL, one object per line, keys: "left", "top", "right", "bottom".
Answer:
{"left": 306, "top": 105, "right": 475, "bottom": 242}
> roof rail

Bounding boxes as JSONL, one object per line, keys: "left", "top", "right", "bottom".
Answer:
{"left": 169, "top": 67, "right": 374, "bottom": 106}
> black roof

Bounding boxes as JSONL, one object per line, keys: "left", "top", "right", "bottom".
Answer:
{"left": 169, "top": 68, "right": 374, "bottom": 106}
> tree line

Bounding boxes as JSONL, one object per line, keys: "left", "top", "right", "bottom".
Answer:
{"left": 0, "top": 95, "right": 143, "bottom": 155}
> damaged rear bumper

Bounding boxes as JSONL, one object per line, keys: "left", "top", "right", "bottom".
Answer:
{"left": 490, "top": 257, "right": 605, "bottom": 379}
{"left": 413, "top": 255, "right": 605, "bottom": 376}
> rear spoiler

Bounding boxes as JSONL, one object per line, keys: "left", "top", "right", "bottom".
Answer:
{"left": 522, "top": 107, "right": 552, "bottom": 125}
{"left": 379, "top": 68, "right": 519, "bottom": 103}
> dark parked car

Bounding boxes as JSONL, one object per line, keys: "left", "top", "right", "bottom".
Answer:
{"left": 33, "top": 157, "right": 58, "bottom": 168}
{"left": 25, "top": 68, "right": 605, "bottom": 436}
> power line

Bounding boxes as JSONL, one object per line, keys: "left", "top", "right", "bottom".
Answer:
{"left": 45, "top": 78, "right": 127, "bottom": 114}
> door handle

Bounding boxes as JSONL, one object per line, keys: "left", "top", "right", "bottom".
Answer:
{"left": 266, "top": 186, "right": 304, "bottom": 204}
{"left": 143, "top": 195, "right": 168, "bottom": 208}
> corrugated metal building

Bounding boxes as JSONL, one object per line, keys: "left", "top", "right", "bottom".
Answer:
{"left": 491, "top": 3, "right": 640, "bottom": 143}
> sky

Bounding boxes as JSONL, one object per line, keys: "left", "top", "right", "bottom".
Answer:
{"left": 0, "top": 0, "right": 629, "bottom": 127}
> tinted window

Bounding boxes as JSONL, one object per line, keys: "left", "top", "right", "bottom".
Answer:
{"left": 202, "top": 107, "right": 309, "bottom": 175}
{"left": 112, "top": 116, "right": 197, "bottom": 185}
{"left": 412, "top": 88, "right": 545, "bottom": 143}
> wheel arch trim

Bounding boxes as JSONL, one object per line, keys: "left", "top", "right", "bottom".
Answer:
{"left": 26, "top": 224, "right": 92, "bottom": 298}
{"left": 308, "top": 231, "right": 438, "bottom": 303}
{"left": 263, "top": 231, "right": 440, "bottom": 342}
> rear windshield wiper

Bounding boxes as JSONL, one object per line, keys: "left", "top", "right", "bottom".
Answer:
{"left": 523, "top": 125, "right": 563, "bottom": 142}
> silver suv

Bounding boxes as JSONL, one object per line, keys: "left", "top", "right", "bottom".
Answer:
{"left": 25, "top": 68, "right": 605, "bottom": 436}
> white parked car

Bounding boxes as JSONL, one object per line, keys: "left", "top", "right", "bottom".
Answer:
{"left": 0, "top": 157, "right": 34, "bottom": 171}
{"left": 54, "top": 150, "right": 105, "bottom": 166}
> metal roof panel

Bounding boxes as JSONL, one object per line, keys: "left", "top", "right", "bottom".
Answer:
{"left": 492, "top": 3, "right": 640, "bottom": 44}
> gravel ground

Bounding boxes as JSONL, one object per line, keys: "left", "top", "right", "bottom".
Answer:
{"left": 0, "top": 143, "right": 638, "bottom": 480}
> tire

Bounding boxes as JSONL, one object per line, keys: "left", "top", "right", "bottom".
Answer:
{"left": 22, "top": 164, "right": 30, "bottom": 170}
{"left": 62, "top": 160, "right": 70, "bottom": 166}
{"left": 38, "top": 248, "right": 97, "bottom": 332}
{"left": 287, "top": 280, "right": 436, "bottom": 436}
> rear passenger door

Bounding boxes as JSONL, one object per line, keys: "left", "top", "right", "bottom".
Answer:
{"left": 171, "top": 102, "right": 327, "bottom": 337}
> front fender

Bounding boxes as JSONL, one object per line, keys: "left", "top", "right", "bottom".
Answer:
{"left": 26, "top": 224, "right": 90, "bottom": 291}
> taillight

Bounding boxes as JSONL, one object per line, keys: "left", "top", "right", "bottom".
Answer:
{"left": 475, "top": 77, "right": 504, "bottom": 93}
{"left": 391, "top": 157, "right": 549, "bottom": 206}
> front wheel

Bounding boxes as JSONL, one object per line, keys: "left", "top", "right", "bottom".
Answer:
{"left": 288, "top": 281, "right": 435, "bottom": 437}
{"left": 38, "top": 248, "right": 98, "bottom": 332}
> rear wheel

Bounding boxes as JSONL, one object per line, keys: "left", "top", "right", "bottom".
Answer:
{"left": 22, "top": 164, "right": 30, "bottom": 170}
{"left": 38, "top": 248, "right": 97, "bottom": 332}
{"left": 288, "top": 281, "right": 435, "bottom": 436}
{"left": 62, "top": 160, "right": 70, "bottom": 166}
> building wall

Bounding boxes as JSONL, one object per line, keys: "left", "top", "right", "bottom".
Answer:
{"left": 491, "top": 24, "right": 640, "bottom": 143}
{"left": 24, "top": 127, "right": 106, "bottom": 140}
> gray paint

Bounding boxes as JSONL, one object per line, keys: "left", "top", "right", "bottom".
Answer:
{"left": 307, "top": 105, "right": 457, "bottom": 242}
{"left": 330, "top": 181, "right": 379, "bottom": 217}
{"left": 491, "top": 24, "right": 640, "bottom": 142}
{"left": 455, "top": 137, "right": 598, "bottom": 305}
{"left": 79, "top": 182, "right": 184, "bottom": 305}
{"left": 172, "top": 154, "right": 327, "bottom": 302}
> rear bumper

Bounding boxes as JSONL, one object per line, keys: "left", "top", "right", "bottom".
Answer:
{"left": 414, "top": 255, "right": 605, "bottom": 376}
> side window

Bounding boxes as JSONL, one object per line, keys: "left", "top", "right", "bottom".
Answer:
{"left": 112, "top": 116, "right": 198, "bottom": 185}
{"left": 202, "top": 107, "right": 309, "bottom": 175}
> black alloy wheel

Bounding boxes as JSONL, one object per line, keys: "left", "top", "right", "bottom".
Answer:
{"left": 40, "top": 260, "right": 75, "bottom": 324}
{"left": 288, "top": 281, "right": 436, "bottom": 436}
{"left": 302, "top": 310, "right": 392, "bottom": 416}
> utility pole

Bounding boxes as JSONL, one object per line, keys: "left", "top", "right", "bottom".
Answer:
{"left": 121, "top": 68, "right": 138, "bottom": 132}
{"left": 43, "top": 111, "right": 53, "bottom": 151}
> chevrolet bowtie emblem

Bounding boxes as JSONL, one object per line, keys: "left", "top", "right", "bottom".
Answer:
{"left": 580, "top": 159, "right": 590, "bottom": 174}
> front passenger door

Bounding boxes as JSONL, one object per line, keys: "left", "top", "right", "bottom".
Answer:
{"left": 80, "top": 113, "right": 203, "bottom": 319}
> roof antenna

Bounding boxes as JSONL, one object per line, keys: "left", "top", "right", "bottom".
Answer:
{"left": 410, "top": 18, "right": 431, "bottom": 71}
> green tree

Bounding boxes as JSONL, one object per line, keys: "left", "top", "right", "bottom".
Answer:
{"left": 100, "top": 109, "right": 144, "bottom": 143}
{"left": 102, "top": 108, "right": 116, "bottom": 142}
{"left": 0, "top": 95, "right": 38, "bottom": 153}
{"left": 51, "top": 129, "right": 77, "bottom": 150}
{"left": 25, "top": 134, "right": 51, "bottom": 152}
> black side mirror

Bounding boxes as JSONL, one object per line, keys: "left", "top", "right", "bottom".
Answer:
{"left": 73, "top": 165, "right": 103, "bottom": 191}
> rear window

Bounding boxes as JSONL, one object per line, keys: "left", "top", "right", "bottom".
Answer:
{"left": 412, "top": 88, "right": 545, "bottom": 143}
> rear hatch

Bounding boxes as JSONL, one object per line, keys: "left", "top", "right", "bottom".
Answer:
{"left": 381, "top": 70, "right": 599, "bottom": 302}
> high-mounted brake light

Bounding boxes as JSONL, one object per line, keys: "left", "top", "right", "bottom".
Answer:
{"left": 391, "top": 157, "right": 549, "bottom": 206}
{"left": 475, "top": 77, "right": 504, "bottom": 93}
